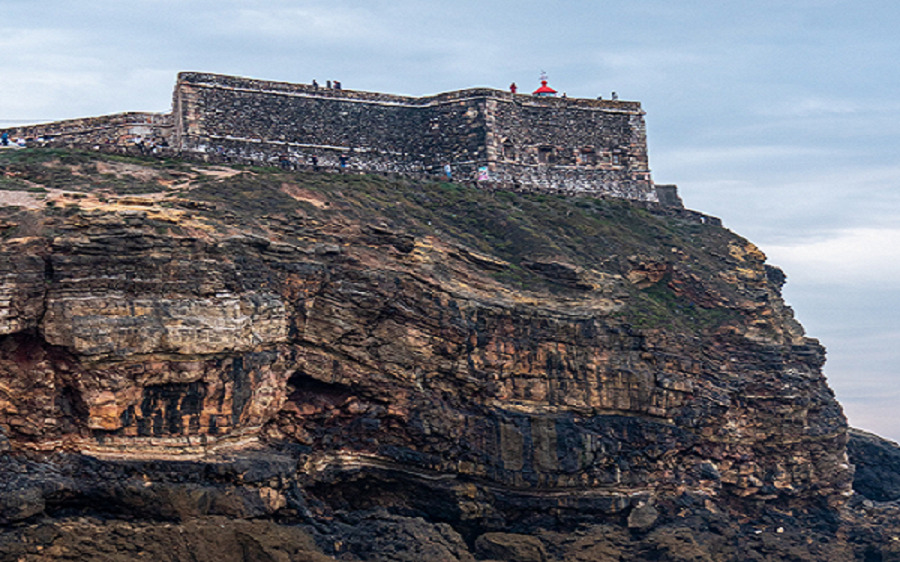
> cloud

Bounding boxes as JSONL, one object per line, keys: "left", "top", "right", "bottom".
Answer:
{"left": 764, "top": 227, "right": 900, "bottom": 287}
{"left": 753, "top": 96, "right": 861, "bottom": 118}
{"left": 0, "top": 26, "right": 78, "bottom": 52}
{"left": 655, "top": 144, "right": 835, "bottom": 169}
{"left": 842, "top": 397, "right": 900, "bottom": 440}
{"left": 203, "top": 5, "right": 386, "bottom": 43}
{"left": 592, "top": 49, "right": 707, "bottom": 70}
{"left": 649, "top": 133, "right": 900, "bottom": 246}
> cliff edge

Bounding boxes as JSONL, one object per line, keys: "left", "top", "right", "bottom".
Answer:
{"left": 0, "top": 148, "right": 895, "bottom": 561}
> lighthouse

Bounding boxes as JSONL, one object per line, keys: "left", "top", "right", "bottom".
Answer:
{"left": 532, "top": 73, "right": 557, "bottom": 97}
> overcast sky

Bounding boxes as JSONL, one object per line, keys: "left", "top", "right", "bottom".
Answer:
{"left": 3, "top": 0, "right": 900, "bottom": 441}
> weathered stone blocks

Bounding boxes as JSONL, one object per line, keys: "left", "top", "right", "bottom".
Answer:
{"left": 1, "top": 72, "right": 659, "bottom": 200}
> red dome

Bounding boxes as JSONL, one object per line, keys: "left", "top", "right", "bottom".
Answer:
{"left": 532, "top": 80, "right": 557, "bottom": 96}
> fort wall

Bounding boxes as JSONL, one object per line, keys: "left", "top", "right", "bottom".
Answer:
{"left": 174, "top": 73, "right": 492, "bottom": 177}
{"left": 173, "top": 72, "right": 655, "bottom": 199}
{"left": 483, "top": 96, "right": 651, "bottom": 197}
{"left": 1, "top": 72, "right": 662, "bottom": 202}
{"left": 1, "top": 112, "right": 172, "bottom": 149}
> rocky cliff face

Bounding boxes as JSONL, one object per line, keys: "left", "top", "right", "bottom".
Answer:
{"left": 0, "top": 149, "right": 895, "bottom": 560}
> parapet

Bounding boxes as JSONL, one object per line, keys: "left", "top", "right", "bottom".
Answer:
{"left": 176, "top": 72, "right": 644, "bottom": 112}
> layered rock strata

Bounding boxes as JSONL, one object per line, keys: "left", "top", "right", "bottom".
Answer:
{"left": 0, "top": 151, "right": 888, "bottom": 560}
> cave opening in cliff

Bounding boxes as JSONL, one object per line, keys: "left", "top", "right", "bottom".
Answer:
{"left": 132, "top": 381, "right": 207, "bottom": 437}
{"left": 56, "top": 383, "right": 89, "bottom": 433}
{"left": 286, "top": 370, "right": 355, "bottom": 408}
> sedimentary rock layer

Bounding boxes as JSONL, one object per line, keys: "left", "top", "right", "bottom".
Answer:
{"left": 0, "top": 151, "right": 885, "bottom": 560}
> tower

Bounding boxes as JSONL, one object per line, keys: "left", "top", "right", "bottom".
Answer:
{"left": 532, "top": 72, "right": 557, "bottom": 97}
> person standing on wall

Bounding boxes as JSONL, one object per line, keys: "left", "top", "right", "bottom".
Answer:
{"left": 444, "top": 162, "right": 452, "bottom": 181}
{"left": 339, "top": 153, "right": 348, "bottom": 169}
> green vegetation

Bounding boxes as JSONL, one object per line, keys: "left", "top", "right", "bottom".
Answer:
{"left": 1, "top": 148, "right": 754, "bottom": 334}
{"left": 0, "top": 176, "right": 31, "bottom": 191}
{"left": 187, "top": 173, "right": 303, "bottom": 217}
{"left": 181, "top": 164, "right": 748, "bottom": 332}
{"left": 623, "top": 275, "right": 738, "bottom": 331}
{"left": 0, "top": 148, "right": 194, "bottom": 194}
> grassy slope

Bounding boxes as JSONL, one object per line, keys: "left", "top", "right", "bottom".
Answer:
{"left": 0, "top": 148, "right": 752, "bottom": 332}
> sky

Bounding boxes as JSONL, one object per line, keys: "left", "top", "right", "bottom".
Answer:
{"left": 2, "top": 0, "right": 900, "bottom": 441}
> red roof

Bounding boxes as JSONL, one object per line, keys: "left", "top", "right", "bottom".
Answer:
{"left": 532, "top": 80, "right": 557, "bottom": 96}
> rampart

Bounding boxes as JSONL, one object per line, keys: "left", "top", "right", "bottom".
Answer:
{"left": 1, "top": 112, "right": 172, "bottom": 150}
{"left": 2, "top": 72, "right": 664, "bottom": 202}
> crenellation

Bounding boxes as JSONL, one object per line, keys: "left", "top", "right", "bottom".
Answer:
{"left": 2, "top": 71, "right": 668, "bottom": 202}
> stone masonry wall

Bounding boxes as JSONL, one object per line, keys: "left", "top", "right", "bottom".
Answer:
{"left": 0, "top": 72, "right": 658, "bottom": 201}
{"left": 484, "top": 97, "right": 652, "bottom": 197}
{"left": 173, "top": 72, "right": 656, "bottom": 200}
{"left": 173, "top": 73, "right": 489, "bottom": 175}
{"left": 1, "top": 112, "right": 173, "bottom": 150}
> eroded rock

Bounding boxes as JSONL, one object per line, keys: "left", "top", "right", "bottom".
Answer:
{"left": 0, "top": 155, "right": 884, "bottom": 560}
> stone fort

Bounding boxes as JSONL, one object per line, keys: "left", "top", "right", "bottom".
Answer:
{"left": 1, "top": 72, "right": 681, "bottom": 205}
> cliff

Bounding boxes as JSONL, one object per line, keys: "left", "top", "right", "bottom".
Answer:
{"left": 0, "top": 148, "right": 896, "bottom": 561}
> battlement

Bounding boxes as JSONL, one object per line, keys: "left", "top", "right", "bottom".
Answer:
{"left": 2, "top": 72, "right": 664, "bottom": 202}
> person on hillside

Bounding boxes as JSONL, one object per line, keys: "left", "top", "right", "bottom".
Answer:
{"left": 0, "top": 132, "right": 8, "bottom": 146}
{"left": 510, "top": 83, "right": 517, "bottom": 94}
